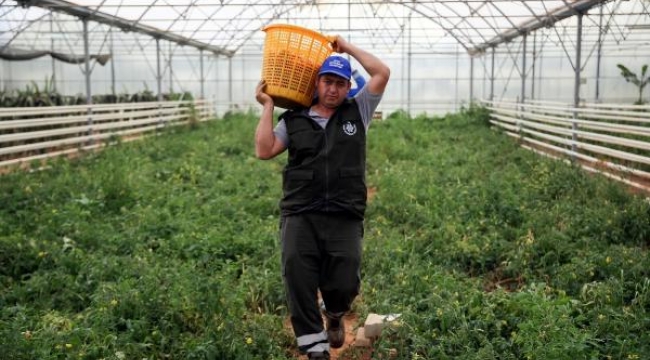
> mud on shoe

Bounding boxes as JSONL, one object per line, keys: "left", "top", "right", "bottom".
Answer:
{"left": 325, "top": 314, "right": 345, "bottom": 349}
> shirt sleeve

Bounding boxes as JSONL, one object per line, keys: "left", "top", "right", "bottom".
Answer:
{"left": 273, "top": 119, "right": 289, "bottom": 147}
{"left": 354, "top": 86, "right": 383, "bottom": 130}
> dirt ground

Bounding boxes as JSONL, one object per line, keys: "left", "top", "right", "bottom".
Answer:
{"left": 285, "top": 311, "right": 373, "bottom": 360}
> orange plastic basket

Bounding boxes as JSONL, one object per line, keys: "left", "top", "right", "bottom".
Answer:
{"left": 262, "top": 24, "right": 334, "bottom": 109}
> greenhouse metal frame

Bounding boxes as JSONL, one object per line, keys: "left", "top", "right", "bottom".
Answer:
{"left": 1, "top": 0, "right": 649, "bottom": 189}
{"left": 0, "top": 1, "right": 647, "bottom": 110}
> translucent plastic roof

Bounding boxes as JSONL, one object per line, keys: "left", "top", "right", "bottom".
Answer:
{"left": 3, "top": 0, "right": 648, "bottom": 57}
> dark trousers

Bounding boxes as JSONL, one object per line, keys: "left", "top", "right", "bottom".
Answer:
{"left": 280, "top": 212, "right": 363, "bottom": 353}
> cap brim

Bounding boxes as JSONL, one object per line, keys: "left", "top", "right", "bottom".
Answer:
{"left": 318, "top": 70, "right": 350, "bottom": 80}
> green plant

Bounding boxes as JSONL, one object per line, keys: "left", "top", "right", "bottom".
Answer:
{"left": 385, "top": 109, "right": 411, "bottom": 121}
{"left": 617, "top": 63, "right": 649, "bottom": 105}
{"left": 460, "top": 103, "right": 491, "bottom": 126}
{"left": 1, "top": 111, "right": 649, "bottom": 358}
{"left": 187, "top": 102, "right": 199, "bottom": 129}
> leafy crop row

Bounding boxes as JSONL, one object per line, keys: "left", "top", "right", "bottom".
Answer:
{"left": 0, "top": 76, "right": 194, "bottom": 108}
{"left": 0, "top": 108, "right": 648, "bottom": 359}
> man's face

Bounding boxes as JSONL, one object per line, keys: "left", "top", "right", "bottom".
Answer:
{"left": 316, "top": 74, "right": 351, "bottom": 108}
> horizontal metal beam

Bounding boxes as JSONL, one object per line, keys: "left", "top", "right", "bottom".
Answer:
{"left": 469, "top": 0, "right": 609, "bottom": 56}
{"left": 16, "top": 0, "right": 234, "bottom": 56}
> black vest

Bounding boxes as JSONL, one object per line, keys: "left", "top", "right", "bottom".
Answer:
{"left": 280, "top": 100, "right": 367, "bottom": 219}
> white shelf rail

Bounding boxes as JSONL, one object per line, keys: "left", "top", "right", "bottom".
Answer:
{"left": 481, "top": 98, "right": 650, "bottom": 193}
{"left": 0, "top": 100, "right": 215, "bottom": 169}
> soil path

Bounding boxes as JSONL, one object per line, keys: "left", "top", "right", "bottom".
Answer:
{"left": 285, "top": 311, "right": 372, "bottom": 360}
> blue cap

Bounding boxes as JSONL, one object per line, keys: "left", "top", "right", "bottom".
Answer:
{"left": 318, "top": 55, "right": 351, "bottom": 80}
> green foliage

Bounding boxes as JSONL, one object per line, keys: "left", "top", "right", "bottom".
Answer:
{"left": 0, "top": 77, "right": 195, "bottom": 107}
{"left": 385, "top": 109, "right": 411, "bottom": 121}
{"left": 461, "top": 103, "right": 491, "bottom": 126}
{"left": 365, "top": 110, "right": 649, "bottom": 359}
{"left": 186, "top": 102, "right": 199, "bottom": 129}
{"left": 166, "top": 91, "right": 194, "bottom": 102}
{"left": 617, "top": 63, "right": 649, "bottom": 105}
{"left": 1, "top": 110, "right": 649, "bottom": 359}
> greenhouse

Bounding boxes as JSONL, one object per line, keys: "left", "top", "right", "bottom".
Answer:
{"left": 1, "top": 1, "right": 650, "bottom": 359}
{"left": 0, "top": 1, "right": 648, "bottom": 108}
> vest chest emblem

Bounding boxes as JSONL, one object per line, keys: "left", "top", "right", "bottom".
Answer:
{"left": 342, "top": 120, "right": 357, "bottom": 136}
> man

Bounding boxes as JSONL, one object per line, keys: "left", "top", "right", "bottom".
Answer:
{"left": 255, "top": 35, "right": 390, "bottom": 360}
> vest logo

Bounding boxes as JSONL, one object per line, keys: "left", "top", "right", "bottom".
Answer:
{"left": 342, "top": 121, "right": 357, "bottom": 136}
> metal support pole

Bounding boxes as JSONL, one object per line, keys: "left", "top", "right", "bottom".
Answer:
{"left": 228, "top": 56, "right": 233, "bottom": 109}
{"left": 169, "top": 41, "right": 173, "bottom": 94}
{"left": 401, "top": 20, "right": 406, "bottom": 111}
{"left": 200, "top": 48, "right": 205, "bottom": 99}
{"left": 482, "top": 57, "right": 487, "bottom": 100}
{"left": 241, "top": 50, "right": 245, "bottom": 105}
{"left": 50, "top": 11, "right": 56, "bottom": 92}
{"left": 3, "top": 62, "right": 10, "bottom": 92}
{"left": 83, "top": 18, "right": 91, "bottom": 106}
{"left": 521, "top": 33, "right": 527, "bottom": 104}
{"left": 347, "top": 0, "right": 352, "bottom": 62}
{"left": 531, "top": 31, "right": 536, "bottom": 100}
{"left": 216, "top": 55, "right": 219, "bottom": 108}
{"left": 82, "top": 17, "right": 92, "bottom": 142}
{"left": 517, "top": 34, "right": 527, "bottom": 138}
{"left": 454, "top": 44, "right": 459, "bottom": 111}
{"left": 537, "top": 38, "right": 543, "bottom": 100}
{"left": 407, "top": 13, "right": 412, "bottom": 115}
{"left": 490, "top": 47, "right": 495, "bottom": 102}
{"left": 469, "top": 55, "right": 474, "bottom": 105}
{"left": 156, "top": 38, "right": 163, "bottom": 129}
{"left": 572, "top": 12, "right": 584, "bottom": 156}
{"left": 156, "top": 38, "right": 162, "bottom": 102}
{"left": 595, "top": 4, "right": 603, "bottom": 102}
{"left": 110, "top": 28, "right": 116, "bottom": 98}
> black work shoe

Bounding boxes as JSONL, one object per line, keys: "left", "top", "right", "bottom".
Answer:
{"left": 325, "top": 315, "right": 345, "bottom": 348}
{"left": 307, "top": 351, "right": 330, "bottom": 360}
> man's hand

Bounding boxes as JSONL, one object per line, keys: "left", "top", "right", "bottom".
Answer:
{"left": 255, "top": 79, "right": 286, "bottom": 160}
{"left": 256, "top": 80, "right": 273, "bottom": 106}
{"left": 329, "top": 35, "right": 350, "bottom": 54}
{"left": 328, "top": 36, "right": 390, "bottom": 95}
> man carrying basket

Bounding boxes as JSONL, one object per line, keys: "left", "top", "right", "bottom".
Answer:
{"left": 255, "top": 35, "right": 390, "bottom": 360}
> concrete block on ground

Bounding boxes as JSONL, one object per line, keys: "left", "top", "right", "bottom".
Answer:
{"left": 363, "top": 313, "right": 385, "bottom": 338}
{"left": 354, "top": 327, "right": 372, "bottom": 347}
